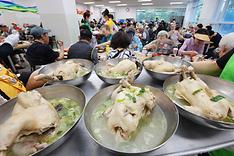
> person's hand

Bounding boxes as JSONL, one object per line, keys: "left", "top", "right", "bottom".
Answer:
{"left": 186, "top": 51, "right": 198, "bottom": 57}
{"left": 133, "top": 44, "right": 138, "bottom": 49}
{"left": 57, "top": 40, "right": 64, "bottom": 47}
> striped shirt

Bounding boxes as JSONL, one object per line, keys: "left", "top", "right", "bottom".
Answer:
{"left": 108, "top": 49, "right": 132, "bottom": 59}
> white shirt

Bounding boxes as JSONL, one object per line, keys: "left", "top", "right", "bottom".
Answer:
{"left": 3, "top": 32, "right": 19, "bottom": 47}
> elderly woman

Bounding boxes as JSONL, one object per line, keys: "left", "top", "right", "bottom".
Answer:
{"left": 143, "top": 30, "right": 174, "bottom": 55}
{"left": 108, "top": 31, "right": 132, "bottom": 59}
{"left": 178, "top": 28, "right": 210, "bottom": 58}
{"left": 192, "top": 32, "right": 234, "bottom": 82}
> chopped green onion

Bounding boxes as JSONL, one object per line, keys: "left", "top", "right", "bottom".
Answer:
{"left": 116, "top": 98, "right": 125, "bottom": 103}
{"left": 223, "top": 116, "right": 234, "bottom": 123}
{"left": 192, "top": 88, "right": 203, "bottom": 95}
{"left": 125, "top": 93, "right": 136, "bottom": 103}
{"left": 210, "top": 95, "right": 225, "bottom": 102}
{"left": 137, "top": 88, "right": 145, "bottom": 96}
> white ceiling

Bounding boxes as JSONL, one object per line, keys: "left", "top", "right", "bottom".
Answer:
{"left": 76, "top": 0, "right": 189, "bottom": 8}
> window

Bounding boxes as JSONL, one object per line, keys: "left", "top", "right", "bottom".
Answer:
{"left": 223, "top": 0, "right": 234, "bottom": 22}
{"left": 212, "top": 0, "right": 234, "bottom": 35}
{"left": 136, "top": 8, "right": 186, "bottom": 22}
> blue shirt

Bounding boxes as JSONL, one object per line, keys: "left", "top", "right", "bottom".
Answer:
{"left": 100, "top": 34, "right": 112, "bottom": 44}
{"left": 129, "top": 35, "right": 143, "bottom": 52}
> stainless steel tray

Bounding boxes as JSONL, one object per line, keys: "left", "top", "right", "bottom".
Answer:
{"left": 39, "top": 59, "right": 94, "bottom": 86}
{"left": 84, "top": 84, "right": 179, "bottom": 154}
{"left": 41, "top": 70, "right": 234, "bottom": 156}
{"left": 94, "top": 58, "right": 143, "bottom": 84}
{"left": 163, "top": 74, "right": 234, "bottom": 130}
{"left": 0, "top": 84, "right": 86, "bottom": 156}
{"left": 143, "top": 56, "right": 191, "bottom": 81}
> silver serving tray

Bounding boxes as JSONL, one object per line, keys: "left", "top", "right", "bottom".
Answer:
{"left": 94, "top": 58, "right": 143, "bottom": 84}
{"left": 39, "top": 59, "right": 94, "bottom": 86}
{"left": 0, "top": 84, "right": 86, "bottom": 156}
{"left": 163, "top": 74, "right": 234, "bottom": 130}
{"left": 84, "top": 84, "right": 179, "bottom": 154}
{"left": 143, "top": 56, "right": 191, "bottom": 81}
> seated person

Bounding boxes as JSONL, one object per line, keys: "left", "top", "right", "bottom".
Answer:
{"left": 68, "top": 27, "right": 98, "bottom": 64}
{"left": 178, "top": 28, "right": 210, "bottom": 58}
{"left": 26, "top": 26, "right": 64, "bottom": 66}
{"left": 206, "top": 30, "right": 223, "bottom": 58}
{"left": 144, "top": 30, "right": 174, "bottom": 55}
{"left": 0, "top": 31, "right": 19, "bottom": 68}
{"left": 98, "top": 25, "right": 112, "bottom": 45}
{"left": 192, "top": 32, "right": 234, "bottom": 82}
{"left": 108, "top": 31, "right": 132, "bottom": 59}
{"left": 168, "top": 24, "right": 183, "bottom": 46}
{"left": 126, "top": 28, "right": 143, "bottom": 52}
{"left": 0, "top": 64, "right": 46, "bottom": 103}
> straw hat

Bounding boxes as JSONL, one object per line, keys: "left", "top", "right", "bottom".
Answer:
{"left": 194, "top": 33, "right": 210, "bottom": 42}
{"left": 194, "top": 28, "right": 210, "bottom": 42}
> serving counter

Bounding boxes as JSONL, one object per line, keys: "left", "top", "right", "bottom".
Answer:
{"left": 48, "top": 69, "right": 234, "bottom": 156}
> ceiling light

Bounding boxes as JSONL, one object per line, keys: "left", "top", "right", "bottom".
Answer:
{"left": 138, "top": 0, "right": 151, "bottom": 2}
{"left": 141, "top": 3, "right": 153, "bottom": 5}
{"left": 170, "top": 2, "right": 184, "bottom": 5}
{"left": 137, "top": 9, "right": 146, "bottom": 12}
{"left": 116, "top": 3, "right": 127, "bottom": 6}
{"left": 95, "top": 5, "right": 104, "bottom": 7}
{"left": 109, "top": 1, "right": 121, "bottom": 3}
{"left": 84, "top": 2, "right": 95, "bottom": 4}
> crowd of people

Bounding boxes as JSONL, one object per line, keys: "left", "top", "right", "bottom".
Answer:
{"left": 0, "top": 8, "right": 234, "bottom": 100}
{"left": 0, "top": 7, "right": 234, "bottom": 155}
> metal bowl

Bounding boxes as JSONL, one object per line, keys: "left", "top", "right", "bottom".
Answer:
{"left": 143, "top": 56, "right": 191, "bottom": 81}
{"left": 0, "top": 84, "right": 86, "bottom": 156}
{"left": 94, "top": 58, "right": 143, "bottom": 84}
{"left": 84, "top": 84, "right": 179, "bottom": 154}
{"left": 39, "top": 59, "right": 94, "bottom": 86}
{"left": 163, "top": 74, "right": 234, "bottom": 130}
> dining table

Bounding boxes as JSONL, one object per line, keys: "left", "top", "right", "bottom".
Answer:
{"left": 47, "top": 69, "right": 234, "bottom": 156}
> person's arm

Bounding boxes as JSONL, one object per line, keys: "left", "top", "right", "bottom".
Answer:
{"left": 178, "top": 39, "right": 198, "bottom": 56}
{"left": 192, "top": 61, "right": 221, "bottom": 76}
{"left": 56, "top": 41, "right": 64, "bottom": 60}
{"left": 177, "top": 31, "right": 184, "bottom": 40}
{"left": 178, "top": 39, "right": 188, "bottom": 55}
{"left": 26, "top": 69, "right": 47, "bottom": 90}
{"left": 143, "top": 40, "right": 156, "bottom": 50}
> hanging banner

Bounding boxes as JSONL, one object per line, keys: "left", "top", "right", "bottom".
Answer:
{"left": 0, "top": 0, "right": 38, "bottom": 13}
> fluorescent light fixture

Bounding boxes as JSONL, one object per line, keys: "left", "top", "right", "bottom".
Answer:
{"left": 137, "top": 9, "right": 146, "bottom": 12}
{"left": 116, "top": 3, "right": 127, "bottom": 6}
{"left": 170, "top": 2, "right": 184, "bottom": 5}
{"left": 109, "top": 1, "right": 121, "bottom": 3}
{"left": 84, "top": 1, "right": 95, "bottom": 4}
{"left": 95, "top": 4, "right": 104, "bottom": 7}
{"left": 138, "top": 0, "right": 151, "bottom": 2}
{"left": 141, "top": 3, "right": 153, "bottom": 5}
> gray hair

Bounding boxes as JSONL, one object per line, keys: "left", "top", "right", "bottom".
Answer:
{"left": 219, "top": 32, "right": 234, "bottom": 51}
{"left": 157, "top": 30, "right": 169, "bottom": 38}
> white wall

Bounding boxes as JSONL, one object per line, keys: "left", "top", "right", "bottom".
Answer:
{"left": 198, "top": 0, "right": 219, "bottom": 25}
{"left": 183, "top": 0, "right": 220, "bottom": 27}
{"left": 0, "top": 0, "right": 40, "bottom": 26}
{"left": 115, "top": 7, "right": 136, "bottom": 20}
{"left": 90, "top": 6, "right": 101, "bottom": 21}
{"left": 0, "top": 10, "right": 41, "bottom": 26}
{"left": 35, "top": 0, "right": 79, "bottom": 47}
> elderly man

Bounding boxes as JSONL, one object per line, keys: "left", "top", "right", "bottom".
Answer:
{"left": 192, "top": 32, "right": 234, "bottom": 82}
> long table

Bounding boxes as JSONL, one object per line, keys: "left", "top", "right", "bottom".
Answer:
{"left": 49, "top": 69, "right": 234, "bottom": 156}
